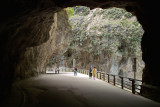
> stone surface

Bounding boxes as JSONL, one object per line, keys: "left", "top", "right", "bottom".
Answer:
{"left": 16, "top": 10, "right": 72, "bottom": 80}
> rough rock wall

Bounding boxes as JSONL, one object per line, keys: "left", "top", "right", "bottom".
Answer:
{"left": 0, "top": 7, "right": 57, "bottom": 97}
{"left": 15, "top": 10, "right": 72, "bottom": 80}
{"left": 65, "top": 48, "right": 144, "bottom": 79}
{"left": 0, "top": 1, "right": 72, "bottom": 98}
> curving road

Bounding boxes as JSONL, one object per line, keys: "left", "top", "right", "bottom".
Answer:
{"left": 2, "top": 72, "right": 160, "bottom": 107}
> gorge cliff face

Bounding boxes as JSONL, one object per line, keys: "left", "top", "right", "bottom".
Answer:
{"left": 64, "top": 7, "right": 144, "bottom": 79}
{"left": 15, "top": 10, "right": 72, "bottom": 79}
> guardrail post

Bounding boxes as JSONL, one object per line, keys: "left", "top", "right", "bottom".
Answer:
{"left": 132, "top": 79, "right": 135, "bottom": 94}
{"left": 104, "top": 73, "right": 105, "bottom": 81}
{"left": 113, "top": 75, "right": 115, "bottom": 86}
{"left": 108, "top": 74, "right": 110, "bottom": 83}
{"left": 97, "top": 72, "right": 98, "bottom": 78}
{"left": 100, "top": 72, "right": 102, "bottom": 79}
{"left": 140, "top": 85, "right": 142, "bottom": 95}
{"left": 120, "top": 77, "right": 123, "bottom": 89}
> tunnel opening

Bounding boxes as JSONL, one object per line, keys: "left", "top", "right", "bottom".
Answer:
{"left": 0, "top": 0, "right": 160, "bottom": 104}
{"left": 56, "top": 6, "right": 145, "bottom": 81}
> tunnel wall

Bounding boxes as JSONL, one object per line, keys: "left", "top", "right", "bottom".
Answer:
{"left": 0, "top": 1, "right": 72, "bottom": 99}
{"left": 0, "top": 0, "right": 160, "bottom": 102}
{"left": 15, "top": 10, "right": 72, "bottom": 80}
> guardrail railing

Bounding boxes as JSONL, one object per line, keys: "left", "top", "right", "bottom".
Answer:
{"left": 76, "top": 68, "right": 142, "bottom": 95}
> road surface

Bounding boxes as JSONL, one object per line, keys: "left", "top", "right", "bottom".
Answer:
{"left": 2, "top": 72, "right": 160, "bottom": 107}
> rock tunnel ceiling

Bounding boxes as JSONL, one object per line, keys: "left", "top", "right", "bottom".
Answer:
{"left": 0, "top": 0, "right": 160, "bottom": 102}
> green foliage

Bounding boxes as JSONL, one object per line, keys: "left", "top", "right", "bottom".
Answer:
{"left": 67, "top": 6, "right": 144, "bottom": 58}
{"left": 73, "top": 6, "right": 90, "bottom": 16}
{"left": 66, "top": 7, "right": 74, "bottom": 18}
{"left": 91, "top": 39, "right": 98, "bottom": 45}
{"left": 69, "top": 42, "right": 75, "bottom": 49}
{"left": 88, "top": 48, "right": 93, "bottom": 53}
{"left": 124, "top": 12, "right": 133, "bottom": 18}
{"left": 90, "top": 26, "right": 98, "bottom": 30}
{"left": 103, "top": 7, "right": 133, "bottom": 20}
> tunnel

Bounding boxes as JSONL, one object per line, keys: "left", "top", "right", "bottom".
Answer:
{"left": 0, "top": 0, "right": 160, "bottom": 103}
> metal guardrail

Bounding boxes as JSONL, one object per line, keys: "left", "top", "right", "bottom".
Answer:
{"left": 76, "top": 69, "right": 142, "bottom": 95}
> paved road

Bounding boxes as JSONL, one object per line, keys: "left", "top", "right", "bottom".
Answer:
{"left": 2, "top": 72, "right": 160, "bottom": 107}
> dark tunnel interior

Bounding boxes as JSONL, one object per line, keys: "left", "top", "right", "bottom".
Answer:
{"left": 0, "top": 0, "right": 160, "bottom": 103}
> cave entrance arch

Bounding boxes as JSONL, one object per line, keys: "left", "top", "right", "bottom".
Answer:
{"left": 0, "top": 0, "right": 159, "bottom": 102}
